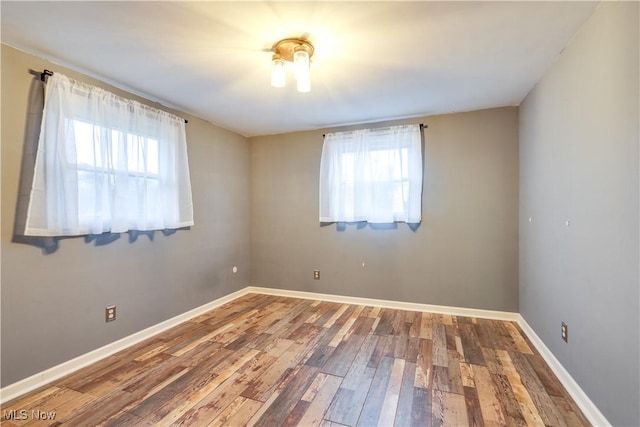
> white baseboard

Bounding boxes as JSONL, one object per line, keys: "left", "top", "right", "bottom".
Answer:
{"left": 0, "top": 287, "right": 251, "bottom": 404}
{"left": 246, "top": 286, "right": 520, "bottom": 321}
{"left": 1, "top": 285, "right": 609, "bottom": 427}
{"left": 516, "top": 315, "right": 610, "bottom": 427}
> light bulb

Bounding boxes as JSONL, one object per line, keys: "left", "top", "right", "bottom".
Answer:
{"left": 271, "top": 57, "right": 286, "bottom": 88}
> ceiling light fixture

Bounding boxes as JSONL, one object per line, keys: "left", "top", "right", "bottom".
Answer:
{"left": 271, "top": 37, "right": 314, "bottom": 93}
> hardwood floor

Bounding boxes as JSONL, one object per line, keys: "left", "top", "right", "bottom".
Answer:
{"left": 1, "top": 293, "right": 590, "bottom": 426}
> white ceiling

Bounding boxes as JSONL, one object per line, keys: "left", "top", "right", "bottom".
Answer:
{"left": 2, "top": 1, "right": 598, "bottom": 137}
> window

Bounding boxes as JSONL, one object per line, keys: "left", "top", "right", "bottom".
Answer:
{"left": 319, "top": 124, "right": 423, "bottom": 224}
{"left": 25, "top": 73, "right": 194, "bottom": 237}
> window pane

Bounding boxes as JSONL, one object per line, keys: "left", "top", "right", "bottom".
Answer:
{"left": 74, "top": 120, "right": 162, "bottom": 229}
{"left": 74, "top": 120, "right": 96, "bottom": 167}
{"left": 126, "top": 134, "right": 159, "bottom": 175}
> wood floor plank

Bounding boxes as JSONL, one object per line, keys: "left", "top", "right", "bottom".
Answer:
{"left": 496, "top": 350, "right": 545, "bottom": 426}
{"left": 297, "top": 374, "right": 343, "bottom": 427}
{"left": 311, "top": 303, "right": 343, "bottom": 327}
{"left": 503, "top": 322, "right": 534, "bottom": 355}
{"left": 480, "top": 347, "right": 505, "bottom": 375}
{"left": 1, "top": 294, "right": 590, "bottom": 427}
{"left": 264, "top": 299, "right": 316, "bottom": 335}
{"left": 432, "top": 365, "right": 450, "bottom": 392}
{"left": 463, "top": 385, "right": 484, "bottom": 427}
{"left": 357, "top": 355, "right": 394, "bottom": 426}
{"left": 60, "top": 389, "right": 139, "bottom": 427}
{"left": 505, "top": 350, "right": 566, "bottom": 427}
{"left": 411, "top": 385, "right": 432, "bottom": 427}
{"left": 438, "top": 390, "right": 469, "bottom": 427}
{"left": 432, "top": 321, "right": 449, "bottom": 367}
{"left": 2, "top": 387, "right": 62, "bottom": 422}
{"left": 442, "top": 314, "right": 454, "bottom": 326}
{"left": 431, "top": 389, "right": 445, "bottom": 427}
{"left": 20, "top": 389, "right": 95, "bottom": 427}
{"left": 393, "top": 322, "right": 411, "bottom": 359}
{"left": 301, "top": 372, "right": 330, "bottom": 403}
{"left": 367, "top": 334, "right": 394, "bottom": 369}
{"left": 378, "top": 357, "right": 405, "bottom": 426}
{"left": 82, "top": 355, "right": 171, "bottom": 397}
{"left": 100, "top": 411, "right": 152, "bottom": 427}
{"left": 474, "top": 318, "right": 502, "bottom": 350}
{"left": 490, "top": 372, "right": 528, "bottom": 427}
{"left": 216, "top": 396, "right": 263, "bottom": 426}
{"left": 489, "top": 321, "right": 518, "bottom": 351}
{"left": 460, "top": 362, "right": 475, "bottom": 388}
{"left": 325, "top": 370, "right": 374, "bottom": 426}
{"left": 170, "top": 373, "right": 249, "bottom": 426}
{"left": 406, "top": 336, "right": 420, "bottom": 364}
{"left": 328, "top": 305, "right": 365, "bottom": 347}
{"left": 126, "top": 355, "right": 224, "bottom": 419}
{"left": 321, "top": 318, "right": 371, "bottom": 377}
{"left": 419, "top": 312, "right": 433, "bottom": 339}
{"left": 445, "top": 324, "right": 458, "bottom": 351}
{"left": 245, "top": 387, "right": 281, "bottom": 426}
{"left": 394, "top": 361, "right": 417, "bottom": 427}
{"left": 341, "top": 334, "right": 378, "bottom": 390}
{"left": 253, "top": 365, "right": 321, "bottom": 427}
{"left": 525, "top": 353, "right": 567, "bottom": 397}
{"left": 458, "top": 323, "right": 485, "bottom": 366}
{"left": 323, "top": 304, "right": 350, "bottom": 329}
{"left": 415, "top": 338, "right": 434, "bottom": 389}
{"left": 471, "top": 364, "right": 507, "bottom": 425}
{"left": 408, "top": 311, "right": 421, "bottom": 338}
{"left": 447, "top": 349, "right": 464, "bottom": 394}
{"left": 362, "top": 305, "right": 380, "bottom": 319}
{"left": 123, "top": 364, "right": 191, "bottom": 408}
{"left": 282, "top": 399, "right": 311, "bottom": 427}
{"left": 205, "top": 395, "right": 249, "bottom": 426}
{"left": 552, "top": 394, "right": 592, "bottom": 427}
{"left": 320, "top": 420, "right": 351, "bottom": 427}
{"left": 150, "top": 349, "right": 260, "bottom": 425}
{"left": 164, "top": 324, "right": 220, "bottom": 355}
{"left": 234, "top": 350, "right": 278, "bottom": 387}
{"left": 241, "top": 341, "right": 309, "bottom": 401}
{"left": 172, "top": 340, "right": 225, "bottom": 368}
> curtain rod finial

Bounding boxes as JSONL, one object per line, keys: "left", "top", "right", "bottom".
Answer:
{"left": 40, "top": 69, "right": 53, "bottom": 82}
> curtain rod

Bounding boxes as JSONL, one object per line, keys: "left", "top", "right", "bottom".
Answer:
{"left": 322, "top": 123, "right": 426, "bottom": 138}
{"left": 39, "top": 69, "right": 189, "bottom": 124}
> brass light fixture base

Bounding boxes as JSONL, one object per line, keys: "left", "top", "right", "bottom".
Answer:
{"left": 272, "top": 37, "right": 314, "bottom": 62}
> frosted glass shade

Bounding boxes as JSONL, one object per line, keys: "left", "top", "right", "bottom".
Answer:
{"left": 293, "top": 48, "right": 310, "bottom": 92}
{"left": 271, "top": 58, "right": 286, "bottom": 88}
{"left": 296, "top": 72, "right": 311, "bottom": 92}
{"left": 293, "top": 49, "right": 309, "bottom": 80}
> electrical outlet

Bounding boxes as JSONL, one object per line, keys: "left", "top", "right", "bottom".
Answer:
{"left": 313, "top": 270, "right": 320, "bottom": 280}
{"left": 561, "top": 322, "right": 568, "bottom": 342}
{"left": 106, "top": 306, "right": 116, "bottom": 322}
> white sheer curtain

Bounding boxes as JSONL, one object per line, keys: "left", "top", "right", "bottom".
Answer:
{"left": 25, "top": 72, "right": 194, "bottom": 236}
{"left": 319, "top": 124, "right": 423, "bottom": 224}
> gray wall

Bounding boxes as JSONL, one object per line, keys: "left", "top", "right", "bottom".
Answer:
{"left": 250, "top": 108, "right": 519, "bottom": 312}
{"left": 519, "top": 2, "right": 639, "bottom": 425}
{"left": 1, "top": 45, "right": 251, "bottom": 386}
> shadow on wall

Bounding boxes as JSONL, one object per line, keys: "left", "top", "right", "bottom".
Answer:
{"left": 321, "top": 222, "right": 421, "bottom": 232}
{"left": 11, "top": 72, "right": 186, "bottom": 255}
